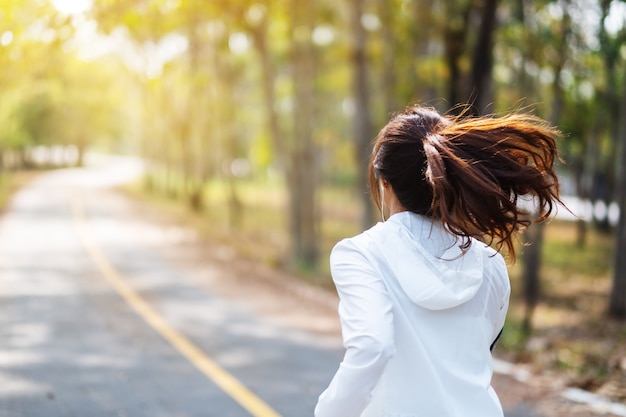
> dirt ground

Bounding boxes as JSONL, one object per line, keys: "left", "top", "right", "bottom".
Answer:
{"left": 121, "top": 189, "right": 624, "bottom": 417}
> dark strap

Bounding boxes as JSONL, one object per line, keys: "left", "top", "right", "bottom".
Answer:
{"left": 490, "top": 328, "right": 503, "bottom": 352}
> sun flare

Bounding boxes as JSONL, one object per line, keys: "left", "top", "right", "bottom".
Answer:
{"left": 51, "top": 0, "right": 91, "bottom": 15}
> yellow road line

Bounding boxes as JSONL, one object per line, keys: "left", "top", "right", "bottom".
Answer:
{"left": 70, "top": 190, "right": 282, "bottom": 417}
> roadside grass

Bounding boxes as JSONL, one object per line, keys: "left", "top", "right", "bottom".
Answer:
{"left": 123, "top": 176, "right": 624, "bottom": 401}
{"left": 121, "top": 176, "right": 362, "bottom": 285}
{"left": 502, "top": 221, "right": 625, "bottom": 401}
{"left": 0, "top": 171, "right": 41, "bottom": 211}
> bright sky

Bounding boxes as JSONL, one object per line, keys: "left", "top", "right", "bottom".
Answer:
{"left": 51, "top": 0, "right": 92, "bottom": 15}
{"left": 50, "top": 0, "right": 188, "bottom": 78}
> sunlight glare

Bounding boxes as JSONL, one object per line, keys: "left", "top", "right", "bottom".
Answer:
{"left": 229, "top": 33, "right": 249, "bottom": 55}
{"left": 1, "top": 31, "right": 13, "bottom": 46}
{"left": 52, "top": 0, "right": 92, "bottom": 15}
{"left": 312, "top": 25, "right": 335, "bottom": 46}
{"left": 361, "top": 13, "right": 381, "bottom": 32}
{"left": 605, "top": 1, "right": 626, "bottom": 35}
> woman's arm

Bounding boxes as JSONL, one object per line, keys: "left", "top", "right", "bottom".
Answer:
{"left": 314, "top": 239, "right": 395, "bottom": 417}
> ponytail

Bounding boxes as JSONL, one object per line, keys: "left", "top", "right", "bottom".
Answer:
{"left": 369, "top": 106, "right": 563, "bottom": 260}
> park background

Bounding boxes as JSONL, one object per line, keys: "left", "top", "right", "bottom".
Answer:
{"left": 1, "top": 0, "right": 626, "bottom": 407}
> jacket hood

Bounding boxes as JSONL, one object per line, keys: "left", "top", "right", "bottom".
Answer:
{"left": 371, "top": 212, "right": 484, "bottom": 310}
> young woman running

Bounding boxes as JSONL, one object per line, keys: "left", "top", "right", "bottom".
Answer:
{"left": 315, "top": 105, "right": 562, "bottom": 417}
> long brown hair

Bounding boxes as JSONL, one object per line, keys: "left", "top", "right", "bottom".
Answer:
{"left": 369, "top": 105, "right": 563, "bottom": 259}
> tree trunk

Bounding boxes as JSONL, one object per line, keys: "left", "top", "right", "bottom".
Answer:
{"left": 571, "top": 158, "right": 587, "bottom": 248}
{"left": 379, "top": 0, "right": 397, "bottom": 117}
{"left": 608, "top": 64, "right": 626, "bottom": 318}
{"left": 76, "top": 142, "right": 85, "bottom": 167}
{"left": 515, "top": 0, "right": 537, "bottom": 333}
{"left": 609, "top": 160, "right": 626, "bottom": 317}
{"left": 220, "top": 58, "right": 243, "bottom": 229}
{"left": 250, "top": 11, "right": 291, "bottom": 261}
{"left": 578, "top": 124, "right": 603, "bottom": 246}
{"left": 467, "top": 0, "right": 498, "bottom": 115}
{"left": 412, "top": 0, "right": 438, "bottom": 103}
{"left": 443, "top": 4, "right": 471, "bottom": 111}
{"left": 520, "top": 0, "right": 569, "bottom": 332}
{"left": 352, "top": 0, "right": 375, "bottom": 229}
{"left": 250, "top": 19, "right": 286, "bottom": 159}
{"left": 289, "top": 0, "right": 318, "bottom": 267}
{"left": 522, "top": 220, "right": 544, "bottom": 334}
{"left": 185, "top": 19, "right": 204, "bottom": 212}
{"left": 596, "top": 0, "right": 621, "bottom": 233}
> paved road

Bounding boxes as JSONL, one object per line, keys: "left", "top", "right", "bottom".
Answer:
{"left": 0, "top": 156, "right": 342, "bottom": 417}
{"left": 0, "top": 155, "right": 552, "bottom": 417}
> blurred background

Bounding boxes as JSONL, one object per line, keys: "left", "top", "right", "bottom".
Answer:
{"left": 1, "top": 0, "right": 626, "bottom": 409}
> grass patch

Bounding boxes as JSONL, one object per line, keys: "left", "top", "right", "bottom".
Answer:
{"left": 0, "top": 170, "right": 42, "bottom": 211}
{"left": 122, "top": 174, "right": 363, "bottom": 283}
{"left": 541, "top": 221, "right": 614, "bottom": 279}
{"left": 500, "top": 220, "right": 626, "bottom": 401}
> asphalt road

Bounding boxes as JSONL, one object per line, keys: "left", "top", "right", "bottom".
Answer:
{"left": 0, "top": 155, "right": 555, "bottom": 417}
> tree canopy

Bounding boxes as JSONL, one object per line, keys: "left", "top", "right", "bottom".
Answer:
{"left": 2, "top": 0, "right": 626, "bottom": 314}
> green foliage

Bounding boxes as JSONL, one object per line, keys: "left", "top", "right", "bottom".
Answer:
{"left": 497, "top": 314, "right": 528, "bottom": 352}
{"left": 542, "top": 229, "right": 614, "bottom": 280}
{"left": 0, "top": 1, "right": 126, "bottom": 161}
{"left": 3, "top": 0, "right": 621, "bottom": 175}
{"left": 2, "top": 0, "right": 625, "bottom": 270}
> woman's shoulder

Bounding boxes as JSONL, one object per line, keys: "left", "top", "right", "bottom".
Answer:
{"left": 475, "top": 242, "right": 510, "bottom": 294}
{"left": 476, "top": 243, "right": 507, "bottom": 271}
{"left": 332, "top": 222, "right": 387, "bottom": 254}
{"left": 329, "top": 223, "right": 392, "bottom": 272}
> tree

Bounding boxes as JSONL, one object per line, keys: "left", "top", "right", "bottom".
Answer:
{"left": 72, "top": 0, "right": 625, "bottom": 278}
{"left": 504, "top": 0, "right": 572, "bottom": 332}
{"left": 443, "top": 2, "right": 472, "bottom": 109}
{"left": 609, "top": 65, "right": 626, "bottom": 317}
{"left": 607, "top": 0, "right": 626, "bottom": 318}
{"left": 595, "top": 0, "right": 625, "bottom": 231}
{"left": 288, "top": 0, "right": 319, "bottom": 266}
{"left": 351, "top": 0, "right": 375, "bottom": 229}
{"left": 466, "top": 0, "right": 498, "bottom": 114}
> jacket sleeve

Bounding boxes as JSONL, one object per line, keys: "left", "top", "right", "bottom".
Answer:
{"left": 314, "top": 239, "right": 395, "bottom": 417}
{"left": 488, "top": 252, "right": 510, "bottom": 350}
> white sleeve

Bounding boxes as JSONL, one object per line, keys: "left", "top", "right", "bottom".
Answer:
{"left": 489, "top": 252, "right": 510, "bottom": 345}
{"left": 314, "top": 239, "right": 395, "bottom": 417}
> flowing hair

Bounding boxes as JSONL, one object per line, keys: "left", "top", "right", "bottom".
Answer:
{"left": 369, "top": 105, "right": 564, "bottom": 260}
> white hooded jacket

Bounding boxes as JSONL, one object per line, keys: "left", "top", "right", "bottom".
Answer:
{"left": 315, "top": 211, "right": 510, "bottom": 417}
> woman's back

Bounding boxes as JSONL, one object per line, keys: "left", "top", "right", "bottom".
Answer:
{"left": 330, "top": 212, "right": 509, "bottom": 417}
{"left": 315, "top": 106, "right": 562, "bottom": 417}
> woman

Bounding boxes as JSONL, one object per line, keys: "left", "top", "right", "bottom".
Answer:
{"left": 315, "top": 106, "right": 563, "bottom": 417}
